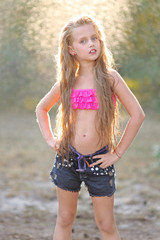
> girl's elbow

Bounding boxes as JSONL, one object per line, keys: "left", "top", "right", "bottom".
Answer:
{"left": 35, "top": 103, "right": 47, "bottom": 114}
{"left": 35, "top": 103, "right": 41, "bottom": 114}
{"left": 131, "top": 108, "right": 145, "bottom": 124}
{"left": 138, "top": 109, "right": 145, "bottom": 124}
{"left": 140, "top": 108, "right": 145, "bottom": 119}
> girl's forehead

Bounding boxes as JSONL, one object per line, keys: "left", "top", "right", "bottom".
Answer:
{"left": 72, "top": 24, "right": 96, "bottom": 41}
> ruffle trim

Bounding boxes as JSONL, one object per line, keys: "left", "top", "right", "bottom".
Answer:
{"left": 71, "top": 96, "right": 98, "bottom": 104}
{"left": 71, "top": 88, "right": 99, "bottom": 109}
{"left": 71, "top": 88, "right": 96, "bottom": 97}
{"left": 72, "top": 102, "right": 99, "bottom": 110}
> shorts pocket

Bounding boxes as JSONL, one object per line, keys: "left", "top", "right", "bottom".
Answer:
{"left": 50, "top": 154, "right": 61, "bottom": 182}
{"left": 50, "top": 162, "right": 57, "bottom": 182}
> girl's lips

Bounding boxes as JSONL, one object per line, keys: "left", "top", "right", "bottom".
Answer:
{"left": 89, "top": 49, "right": 97, "bottom": 54}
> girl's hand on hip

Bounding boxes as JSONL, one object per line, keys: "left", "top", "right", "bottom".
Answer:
{"left": 46, "top": 136, "right": 60, "bottom": 153}
{"left": 90, "top": 152, "right": 120, "bottom": 168}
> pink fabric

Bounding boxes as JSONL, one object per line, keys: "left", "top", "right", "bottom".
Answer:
{"left": 71, "top": 88, "right": 99, "bottom": 110}
{"left": 71, "top": 88, "right": 117, "bottom": 110}
{"left": 113, "top": 95, "right": 117, "bottom": 106}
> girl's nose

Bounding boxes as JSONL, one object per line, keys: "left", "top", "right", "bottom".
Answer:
{"left": 89, "top": 39, "right": 94, "bottom": 47}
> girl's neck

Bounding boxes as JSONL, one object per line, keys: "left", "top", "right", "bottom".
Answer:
{"left": 78, "top": 62, "right": 95, "bottom": 78}
{"left": 75, "top": 63, "right": 96, "bottom": 89}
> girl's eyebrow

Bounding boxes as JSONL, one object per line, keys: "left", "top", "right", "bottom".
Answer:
{"left": 79, "top": 36, "right": 87, "bottom": 40}
{"left": 79, "top": 34, "right": 97, "bottom": 41}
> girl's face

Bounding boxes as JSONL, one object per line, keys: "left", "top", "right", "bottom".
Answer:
{"left": 69, "top": 24, "right": 101, "bottom": 63}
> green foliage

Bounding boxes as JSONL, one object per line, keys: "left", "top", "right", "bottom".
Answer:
{"left": 125, "top": 78, "right": 140, "bottom": 91}
{"left": 115, "top": 0, "right": 160, "bottom": 110}
{"left": 0, "top": 0, "right": 56, "bottom": 111}
{"left": 121, "top": 55, "right": 160, "bottom": 105}
{"left": 121, "top": 1, "right": 160, "bottom": 57}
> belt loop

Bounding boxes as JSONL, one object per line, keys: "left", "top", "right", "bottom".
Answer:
{"left": 90, "top": 155, "right": 93, "bottom": 163}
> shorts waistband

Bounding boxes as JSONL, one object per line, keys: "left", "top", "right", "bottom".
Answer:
{"left": 69, "top": 145, "right": 108, "bottom": 158}
{"left": 69, "top": 145, "right": 109, "bottom": 172}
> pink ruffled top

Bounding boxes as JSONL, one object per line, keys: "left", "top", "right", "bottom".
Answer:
{"left": 71, "top": 88, "right": 117, "bottom": 110}
{"left": 71, "top": 88, "right": 99, "bottom": 110}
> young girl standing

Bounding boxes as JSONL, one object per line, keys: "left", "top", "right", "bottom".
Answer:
{"left": 36, "top": 15, "right": 145, "bottom": 240}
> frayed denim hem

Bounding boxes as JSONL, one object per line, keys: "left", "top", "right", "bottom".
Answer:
{"left": 89, "top": 188, "right": 116, "bottom": 198}
{"left": 53, "top": 180, "right": 81, "bottom": 193}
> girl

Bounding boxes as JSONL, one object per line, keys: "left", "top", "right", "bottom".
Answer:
{"left": 36, "top": 15, "right": 145, "bottom": 240}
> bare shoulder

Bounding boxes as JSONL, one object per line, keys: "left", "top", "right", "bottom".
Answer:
{"left": 36, "top": 82, "right": 60, "bottom": 112}
{"left": 109, "top": 68, "right": 130, "bottom": 93}
{"left": 109, "top": 68, "right": 123, "bottom": 87}
{"left": 109, "top": 68, "right": 118, "bottom": 77}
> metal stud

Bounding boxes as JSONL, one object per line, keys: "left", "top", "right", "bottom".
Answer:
{"left": 109, "top": 171, "right": 113, "bottom": 176}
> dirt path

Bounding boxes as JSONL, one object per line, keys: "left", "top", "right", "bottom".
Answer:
{"left": 0, "top": 111, "right": 160, "bottom": 239}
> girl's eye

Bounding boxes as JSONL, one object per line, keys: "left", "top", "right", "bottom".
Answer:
{"left": 92, "top": 36, "right": 97, "bottom": 41}
{"left": 80, "top": 39, "right": 86, "bottom": 44}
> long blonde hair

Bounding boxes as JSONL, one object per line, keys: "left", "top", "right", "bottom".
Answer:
{"left": 54, "top": 15, "right": 119, "bottom": 157}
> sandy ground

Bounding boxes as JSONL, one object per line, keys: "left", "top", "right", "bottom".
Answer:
{"left": 0, "top": 110, "right": 160, "bottom": 240}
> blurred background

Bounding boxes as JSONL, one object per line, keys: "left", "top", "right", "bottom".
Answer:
{"left": 0, "top": 0, "right": 160, "bottom": 240}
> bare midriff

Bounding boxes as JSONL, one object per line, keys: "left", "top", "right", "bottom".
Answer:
{"left": 70, "top": 109, "right": 107, "bottom": 155}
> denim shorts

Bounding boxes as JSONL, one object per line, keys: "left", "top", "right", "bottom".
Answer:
{"left": 50, "top": 145, "right": 116, "bottom": 197}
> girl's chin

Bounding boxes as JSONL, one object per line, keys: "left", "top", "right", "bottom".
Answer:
{"left": 78, "top": 55, "right": 99, "bottom": 62}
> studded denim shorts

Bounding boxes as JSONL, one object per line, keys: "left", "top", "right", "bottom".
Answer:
{"left": 50, "top": 145, "right": 116, "bottom": 197}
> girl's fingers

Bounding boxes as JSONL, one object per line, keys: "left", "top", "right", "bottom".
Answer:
{"left": 100, "top": 163, "right": 108, "bottom": 168}
{"left": 90, "top": 159, "right": 103, "bottom": 167}
{"left": 92, "top": 154, "right": 103, "bottom": 159}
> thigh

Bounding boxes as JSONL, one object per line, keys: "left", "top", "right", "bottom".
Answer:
{"left": 92, "top": 194, "right": 115, "bottom": 225}
{"left": 57, "top": 187, "right": 79, "bottom": 217}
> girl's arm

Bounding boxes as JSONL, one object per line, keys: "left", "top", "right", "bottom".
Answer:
{"left": 35, "top": 82, "right": 60, "bottom": 150}
{"left": 111, "top": 69, "right": 145, "bottom": 158}
{"left": 91, "top": 69, "right": 145, "bottom": 168}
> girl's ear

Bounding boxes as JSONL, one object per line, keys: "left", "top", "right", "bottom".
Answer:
{"left": 68, "top": 46, "right": 76, "bottom": 55}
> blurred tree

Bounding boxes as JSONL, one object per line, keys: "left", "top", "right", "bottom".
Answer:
{"left": 0, "top": 0, "right": 56, "bottom": 111}
{"left": 116, "top": 0, "right": 160, "bottom": 109}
